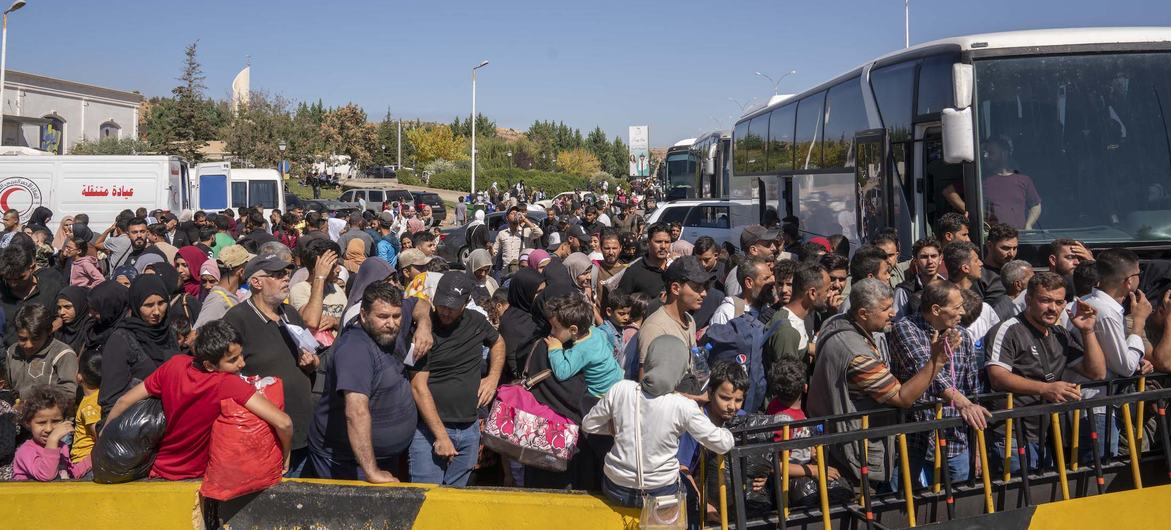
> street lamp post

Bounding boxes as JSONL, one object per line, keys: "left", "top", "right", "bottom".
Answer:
{"left": 471, "top": 60, "right": 489, "bottom": 197}
{"left": 754, "top": 69, "right": 797, "bottom": 95}
{"left": 905, "top": 0, "right": 910, "bottom": 48}
{"left": 278, "top": 140, "right": 287, "bottom": 180}
{"left": 0, "top": 0, "right": 27, "bottom": 147}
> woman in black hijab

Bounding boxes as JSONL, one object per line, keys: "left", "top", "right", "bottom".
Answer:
{"left": 146, "top": 262, "right": 201, "bottom": 324}
{"left": 499, "top": 268, "right": 545, "bottom": 378}
{"left": 84, "top": 280, "right": 129, "bottom": 356}
{"left": 26, "top": 206, "right": 52, "bottom": 232}
{"left": 98, "top": 274, "right": 180, "bottom": 418}
{"left": 54, "top": 286, "right": 93, "bottom": 353}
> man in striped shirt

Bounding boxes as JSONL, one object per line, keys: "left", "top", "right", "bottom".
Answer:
{"left": 807, "top": 279, "right": 956, "bottom": 487}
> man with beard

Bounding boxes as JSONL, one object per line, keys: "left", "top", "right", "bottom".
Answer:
{"left": 635, "top": 256, "right": 709, "bottom": 398}
{"left": 596, "top": 229, "right": 626, "bottom": 283}
{"left": 493, "top": 206, "right": 543, "bottom": 274}
{"left": 1047, "top": 238, "right": 1094, "bottom": 302}
{"left": 765, "top": 262, "right": 829, "bottom": 372}
{"left": 613, "top": 202, "right": 644, "bottom": 238}
{"left": 407, "top": 273, "right": 504, "bottom": 486}
{"left": 0, "top": 208, "right": 19, "bottom": 248}
{"left": 310, "top": 282, "right": 417, "bottom": 482}
{"left": 97, "top": 216, "right": 149, "bottom": 269}
{"left": 725, "top": 225, "right": 779, "bottom": 298}
{"left": 710, "top": 256, "right": 774, "bottom": 325}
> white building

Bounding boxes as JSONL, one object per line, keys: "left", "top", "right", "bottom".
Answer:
{"left": 0, "top": 70, "right": 143, "bottom": 154}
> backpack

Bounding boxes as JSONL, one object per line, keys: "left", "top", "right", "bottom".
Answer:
{"left": 700, "top": 312, "right": 781, "bottom": 413}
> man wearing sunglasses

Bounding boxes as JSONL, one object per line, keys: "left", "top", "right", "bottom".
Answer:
{"left": 224, "top": 253, "right": 318, "bottom": 477}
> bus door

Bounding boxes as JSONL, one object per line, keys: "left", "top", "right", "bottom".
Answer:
{"left": 912, "top": 125, "right": 964, "bottom": 240}
{"left": 194, "top": 162, "right": 231, "bottom": 213}
{"left": 854, "top": 129, "right": 891, "bottom": 244}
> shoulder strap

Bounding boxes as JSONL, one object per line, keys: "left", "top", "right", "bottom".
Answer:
{"left": 634, "top": 385, "right": 645, "bottom": 491}
{"left": 520, "top": 341, "right": 553, "bottom": 389}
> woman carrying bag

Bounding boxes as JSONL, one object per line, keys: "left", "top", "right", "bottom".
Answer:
{"left": 582, "top": 335, "right": 733, "bottom": 524}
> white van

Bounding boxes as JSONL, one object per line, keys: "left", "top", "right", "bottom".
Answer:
{"left": 191, "top": 163, "right": 285, "bottom": 220}
{"left": 0, "top": 155, "right": 189, "bottom": 234}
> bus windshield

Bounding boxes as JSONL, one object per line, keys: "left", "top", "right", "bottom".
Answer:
{"left": 974, "top": 51, "right": 1171, "bottom": 244}
{"left": 666, "top": 152, "right": 696, "bottom": 190}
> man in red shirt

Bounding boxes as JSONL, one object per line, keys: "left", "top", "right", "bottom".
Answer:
{"left": 104, "top": 321, "right": 292, "bottom": 480}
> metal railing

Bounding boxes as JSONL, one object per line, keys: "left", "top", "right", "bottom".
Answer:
{"left": 698, "top": 373, "right": 1171, "bottom": 530}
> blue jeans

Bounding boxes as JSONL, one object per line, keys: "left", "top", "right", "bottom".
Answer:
{"left": 309, "top": 450, "right": 403, "bottom": 481}
{"left": 408, "top": 421, "right": 480, "bottom": 486}
{"left": 989, "top": 439, "right": 1048, "bottom": 476}
{"left": 285, "top": 447, "right": 313, "bottom": 478}
{"left": 891, "top": 447, "right": 970, "bottom": 491}
{"left": 1080, "top": 410, "right": 1121, "bottom": 462}
{"left": 602, "top": 473, "right": 681, "bottom": 508}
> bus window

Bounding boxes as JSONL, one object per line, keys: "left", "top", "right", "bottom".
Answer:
{"left": 231, "top": 182, "right": 248, "bottom": 209}
{"left": 916, "top": 55, "right": 955, "bottom": 117}
{"left": 871, "top": 61, "right": 917, "bottom": 196}
{"left": 795, "top": 91, "right": 826, "bottom": 170}
{"left": 747, "top": 114, "right": 770, "bottom": 174}
{"left": 733, "top": 121, "right": 750, "bottom": 175}
{"left": 249, "top": 180, "right": 279, "bottom": 209}
{"left": 768, "top": 105, "right": 796, "bottom": 172}
{"left": 823, "top": 78, "right": 868, "bottom": 168}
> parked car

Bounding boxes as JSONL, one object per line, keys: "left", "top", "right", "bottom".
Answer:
{"left": 412, "top": 191, "right": 447, "bottom": 222}
{"left": 438, "top": 210, "right": 546, "bottom": 267}
{"left": 284, "top": 192, "right": 303, "bottom": 211}
{"left": 364, "top": 165, "right": 397, "bottom": 179}
{"left": 340, "top": 188, "right": 416, "bottom": 213}
{"left": 644, "top": 199, "right": 757, "bottom": 251}
{"left": 535, "top": 191, "right": 597, "bottom": 209}
{"left": 303, "top": 199, "right": 362, "bottom": 216}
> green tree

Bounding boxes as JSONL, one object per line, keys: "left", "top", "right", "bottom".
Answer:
{"left": 321, "top": 103, "right": 379, "bottom": 168}
{"left": 169, "top": 41, "right": 215, "bottom": 162}
{"left": 221, "top": 90, "right": 294, "bottom": 168}
{"left": 451, "top": 113, "right": 497, "bottom": 138}
{"left": 70, "top": 137, "right": 151, "bottom": 155}
{"left": 406, "top": 124, "right": 468, "bottom": 165}
{"left": 610, "top": 136, "right": 630, "bottom": 179}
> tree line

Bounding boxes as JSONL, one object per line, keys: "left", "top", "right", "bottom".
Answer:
{"left": 73, "top": 42, "right": 633, "bottom": 181}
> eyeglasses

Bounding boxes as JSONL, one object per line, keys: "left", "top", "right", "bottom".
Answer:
{"left": 257, "top": 269, "right": 291, "bottom": 280}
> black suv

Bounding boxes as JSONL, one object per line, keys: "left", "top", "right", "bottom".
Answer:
{"left": 413, "top": 192, "right": 447, "bottom": 222}
{"left": 365, "top": 165, "right": 397, "bottom": 179}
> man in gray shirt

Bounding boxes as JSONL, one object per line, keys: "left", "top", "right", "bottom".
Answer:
{"left": 338, "top": 212, "right": 376, "bottom": 256}
{"left": 454, "top": 196, "right": 468, "bottom": 226}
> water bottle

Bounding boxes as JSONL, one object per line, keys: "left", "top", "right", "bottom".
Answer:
{"left": 691, "top": 345, "right": 711, "bottom": 385}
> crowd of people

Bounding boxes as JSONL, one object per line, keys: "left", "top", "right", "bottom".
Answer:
{"left": 0, "top": 190, "right": 1164, "bottom": 526}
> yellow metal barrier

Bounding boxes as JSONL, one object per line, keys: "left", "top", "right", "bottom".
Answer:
{"left": 932, "top": 402, "right": 944, "bottom": 493}
{"left": 781, "top": 424, "right": 791, "bottom": 519}
{"left": 815, "top": 445, "right": 831, "bottom": 530}
{"left": 1135, "top": 376, "right": 1147, "bottom": 451}
{"left": 1003, "top": 394, "right": 1015, "bottom": 483}
{"left": 718, "top": 453, "right": 729, "bottom": 530}
{"left": 1121, "top": 403, "right": 1143, "bottom": 489}
{"left": 897, "top": 433, "right": 916, "bottom": 527}
{"left": 1070, "top": 411, "right": 1081, "bottom": 472}
{"left": 976, "top": 428, "right": 994, "bottom": 514}
{"left": 1051, "top": 412, "right": 1070, "bottom": 500}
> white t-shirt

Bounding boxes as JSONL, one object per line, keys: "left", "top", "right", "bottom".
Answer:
{"left": 788, "top": 308, "right": 810, "bottom": 350}
{"left": 710, "top": 296, "right": 753, "bottom": 326}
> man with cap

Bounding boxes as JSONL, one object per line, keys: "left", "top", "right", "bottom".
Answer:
{"left": 635, "top": 255, "right": 710, "bottom": 396}
{"left": 546, "top": 232, "right": 571, "bottom": 261}
{"left": 397, "top": 248, "right": 435, "bottom": 299}
{"left": 223, "top": 252, "right": 318, "bottom": 477}
{"left": 566, "top": 224, "right": 591, "bottom": 254}
{"left": 725, "top": 224, "right": 780, "bottom": 298}
{"left": 492, "top": 205, "right": 543, "bottom": 275}
{"left": 407, "top": 273, "right": 505, "bottom": 486}
{"left": 374, "top": 211, "right": 400, "bottom": 266}
{"left": 193, "top": 244, "right": 254, "bottom": 329}
{"left": 616, "top": 222, "right": 672, "bottom": 303}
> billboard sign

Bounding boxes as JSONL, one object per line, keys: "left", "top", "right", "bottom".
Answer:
{"left": 628, "top": 125, "right": 649, "bottom": 177}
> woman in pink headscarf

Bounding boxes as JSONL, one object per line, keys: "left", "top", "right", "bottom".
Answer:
{"left": 525, "top": 249, "right": 551, "bottom": 273}
{"left": 174, "top": 246, "right": 209, "bottom": 298}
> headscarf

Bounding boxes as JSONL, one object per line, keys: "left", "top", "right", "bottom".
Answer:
{"left": 54, "top": 286, "right": 93, "bottom": 353}
{"left": 147, "top": 262, "right": 182, "bottom": 295}
{"left": 85, "top": 281, "right": 129, "bottom": 354}
{"left": 154, "top": 242, "right": 179, "bottom": 265}
{"left": 407, "top": 218, "right": 424, "bottom": 234}
{"left": 526, "top": 249, "right": 550, "bottom": 270}
{"left": 345, "top": 258, "right": 394, "bottom": 311}
{"left": 133, "top": 253, "right": 164, "bottom": 275}
{"left": 465, "top": 248, "right": 492, "bottom": 274}
{"left": 641, "top": 335, "right": 689, "bottom": 397}
{"left": 343, "top": 238, "right": 367, "bottom": 274}
{"left": 326, "top": 217, "right": 346, "bottom": 241}
{"left": 500, "top": 268, "right": 546, "bottom": 377}
{"left": 179, "top": 209, "right": 194, "bottom": 223}
{"left": 468, "top": 209, "right": 485, "bottom": 227}
{"left": 26, "top": 206, "right": 52, "bottom": 230}
{"left": 176, "top": 246, "right": 209, "bottom": 297}
{"left": 519, "top": 249, "right": 532, "bottom": 268}
{"left": 111, "top": 265, "right": 138, "bottom": 284}
{"left": 116, "top": 274, "right": 178, "bottom": 362}
{"left": 564, "top": 252, "right": 593, "bottom": 291}
{"left": 199, "top": 258, "right": 221, "bottom": 283}
{"left": 53, "top": 215, "right": 74, "bottom": 251}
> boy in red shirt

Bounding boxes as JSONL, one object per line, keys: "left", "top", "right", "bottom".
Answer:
{"left": 104, "top": 321, "right": 293, "bottom": 479}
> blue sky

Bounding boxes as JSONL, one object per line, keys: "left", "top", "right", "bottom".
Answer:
{"left": 11, "top": 0, "right": 1171, "bottom": 146}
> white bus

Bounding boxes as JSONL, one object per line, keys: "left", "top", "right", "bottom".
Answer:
{"left": 689, "top": 130, "right": 732, "bottom": 199}
{"left": 731, "top": 27, "right": 1171, "bottom": 261}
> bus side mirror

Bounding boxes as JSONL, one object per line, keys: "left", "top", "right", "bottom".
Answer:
{"left": 953, "top": 63, "right": 973, "bottom": 109}
{"left": 941, "top": 107, "right": 975, "bottom": 164}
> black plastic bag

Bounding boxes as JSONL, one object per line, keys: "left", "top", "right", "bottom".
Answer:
{"left": 789, "top": 476, "right": 855, "bottom": 508}
{"left": 92, "top": 397, "right": 166, "bottom": 484}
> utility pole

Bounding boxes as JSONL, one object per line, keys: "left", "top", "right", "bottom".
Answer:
{"left": 905, "top": 0, "right": 910, "bottom": 48}
{"left": 397, "top": 118, "right": 402, "bottom": 169}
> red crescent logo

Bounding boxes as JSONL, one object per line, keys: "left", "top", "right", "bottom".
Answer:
{"left": 0, "top": 186, "right": 20, "bottom": 212}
